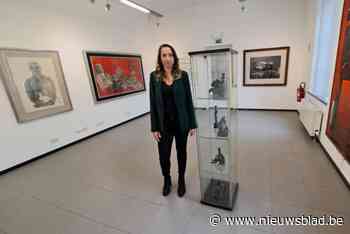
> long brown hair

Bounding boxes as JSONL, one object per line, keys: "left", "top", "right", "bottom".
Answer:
{"left": 156, "top": 44, "right": 180, "bottom": 78}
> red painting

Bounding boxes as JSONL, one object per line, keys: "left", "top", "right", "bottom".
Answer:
{"left": 326, "top": 0, "right": 350, "bottom": 162}
{"left": 85, "top": 52, "right": 146, "bottom": 101}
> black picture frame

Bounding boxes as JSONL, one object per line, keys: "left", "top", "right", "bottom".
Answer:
{"left": 84, "top": 51, "right": 146, "bottom": 102}
{"left": 243, "top": 46, "right": 290, "bottom": 86}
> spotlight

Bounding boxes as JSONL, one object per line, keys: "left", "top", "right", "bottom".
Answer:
{"left": 105, "top": 2, "right": 111, "bottom": 11}
{"left": 120, "top": 0, "right": 150, "bottom": 14}
{"left": 237, "top": 0, "right": 247, "bottom": 12}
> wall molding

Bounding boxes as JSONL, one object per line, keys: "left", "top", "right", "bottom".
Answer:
{"left": 237, "top": 108, "right": 297, "bottom": 112}
{"left": 316, "top": 138, "right": 350, "bottom": 190}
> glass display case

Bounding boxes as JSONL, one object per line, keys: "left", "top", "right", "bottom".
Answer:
{"left": 188, "top": 46, "right": 239, "bottom": 210}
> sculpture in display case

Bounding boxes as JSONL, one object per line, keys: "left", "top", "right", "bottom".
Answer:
{"left": 189, "top": 46, "right": 239, "bottom": 210}
{"left": 209, "top": 73, "right": 226, "bottom": 99}
{"left": 211, "top": 147, "right": 226, "bottom": 172}
{"left": 203, "top": 178, "right": 231, "bottom": 208}
{"left": 217, "top": 116, "right": 229, "bottom": 137}
{"left": 213, "top": 105, "right": 218, "bottom": 129}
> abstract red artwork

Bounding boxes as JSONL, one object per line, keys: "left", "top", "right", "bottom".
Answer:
{"left": 326, "top": 0, "right": 350, "bottom": 162}
{"left": 85, "top": 51, "right": 146, "bottom": 101}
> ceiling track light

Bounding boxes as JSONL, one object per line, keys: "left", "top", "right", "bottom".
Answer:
{"left": 105, "top": 3, "right": 111, "bottom": 11}
{"left": 237, "top": 0, "right": 247, "bottom": 12}
{"left": 89, "top": 0, "right": 162, "bottom": 17}
{"left": 120, "top": 0, "right": 149, "bottom": 13}
{"left": 120, "top": 0, "right": 163, "bottom": 17}
{"left": 105, "top": 0, "right": 112, "bottom": 11}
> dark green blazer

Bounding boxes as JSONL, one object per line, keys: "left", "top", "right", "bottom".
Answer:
{"left": 149, "top": 70, "right": 198, "bottom": 133}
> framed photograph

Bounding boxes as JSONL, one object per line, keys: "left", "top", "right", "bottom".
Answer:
{"left": 84, "top": 51, "right": 146, "bottom": 102}
{"left": 243, "top": 47, "right": 290, "bottom": 86}
{"left": 0, "top": 48, "right": 73, "bottom": 123}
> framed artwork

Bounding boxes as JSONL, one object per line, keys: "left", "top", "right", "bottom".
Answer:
{"left": 84, "top": 51, "right": 146, "bottom": 102}
{"left": 326, "top": 0, "right": 350, "bottom": 162}
{"left": 0, "top": 48, "right": 73, "bottom": 123}
{"left": 243, "top": 47, "right": 290, "bottom": 86}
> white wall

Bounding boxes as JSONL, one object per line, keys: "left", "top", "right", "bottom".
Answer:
{"left": 305, "top": 0, "right": 350, "bottom": 183}
{"left": 155, "top": 0, "right": 310, "bottom": 109}
{"left": 0, "top": 0, "right": 159, "bottom": 171}
{"left": 2, "top": 0, "right": 349, "bottom": 183}
{"left": 154, "top": 0, "right": 350, "bottom": 182}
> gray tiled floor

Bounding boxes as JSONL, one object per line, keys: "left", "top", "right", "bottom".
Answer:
{"left": 0, "top": 111, "right": 349, "bottom": 234}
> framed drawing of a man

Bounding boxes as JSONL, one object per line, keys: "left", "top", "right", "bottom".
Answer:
{"left": 0, "top": 49, "right": 73, "bottom": 123}
{"left": 84, "top": 51, "right": 146, "bottom": 102}
{"left": 243, "top": 47, "right": 290, "bottom": 86}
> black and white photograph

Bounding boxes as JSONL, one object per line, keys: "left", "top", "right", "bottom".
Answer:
{"left": 250, "top": 56, "right": 281, "bottom": 79}
{"left": 243, "top": 46, "right": 290, "bottom": 86}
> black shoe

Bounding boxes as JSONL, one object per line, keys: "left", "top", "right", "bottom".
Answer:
{"left": 177, "top": 176, "right": 186, "bottom": 197}
{"left": 162, "top": 176, "right": 172, "bottom": 196}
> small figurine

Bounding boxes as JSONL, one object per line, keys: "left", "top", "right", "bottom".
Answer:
{"left": 208, "top": 73, "right": 225, "bottom": 99}
{"left": 204, "top": 178, "right": 230, "bottom": 204}
{"left": 213, "top": 105, "right": 218, "bottom": 129}
{"left": 212, "top": 180, "right": 222, "bottom": 201}
{"left": 211, "top": 147, "right": 225, "bottom": 172}
{"left": 217, "top": 116, "right": 229, "bottom": 137}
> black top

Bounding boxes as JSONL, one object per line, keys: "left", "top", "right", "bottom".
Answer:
{"left": 149, "top": 70, "right": 198, "bottom": 133}
{"left": 161, "top": 81, "right": 178, "bottom": 132}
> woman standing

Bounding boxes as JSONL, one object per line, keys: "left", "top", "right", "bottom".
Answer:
{"left": 149, "top": 44, "right": 197, "bottom": 197}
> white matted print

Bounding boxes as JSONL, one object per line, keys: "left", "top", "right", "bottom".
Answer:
{"left": 0, "top": 49, "right": 72, "bottom": 123}
{"left": 243, "top": 47, "right": 290, "bottom": 86}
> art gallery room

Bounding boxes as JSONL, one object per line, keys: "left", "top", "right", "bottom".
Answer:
{"left": 1, "top": 0, "right": 350, "bottom": 233}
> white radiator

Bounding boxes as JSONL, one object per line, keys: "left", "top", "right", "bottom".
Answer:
{"left": 298, "top": 96, "right": 323, "bottom": 137}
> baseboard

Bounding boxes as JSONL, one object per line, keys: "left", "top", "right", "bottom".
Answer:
{"left": 195, "top": 107, "right": 298, "bottom": 112}
{"left": 298, "top": 118, "right": 317, "bottom": 140}
{"left": 0, "top": 112, "right": 150, "bottom": 175}
{"left": 316, "top": 138, "right": 350, "bottom": 190}
{"left": 237, "top": 108, "right": 298, "bottom": 112}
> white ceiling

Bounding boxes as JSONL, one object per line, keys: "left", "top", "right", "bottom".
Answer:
{"left": 135, "top": 0, "right": 210, "bottom": 15}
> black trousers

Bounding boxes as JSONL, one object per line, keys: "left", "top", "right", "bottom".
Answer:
{"left": 157, "top": 128, "right": 189, "bottom": 178}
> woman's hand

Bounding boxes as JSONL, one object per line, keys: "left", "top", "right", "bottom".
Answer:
{"left": 189, "top": 129, "right": 196, "bottom": 136}
{"left": 152, "top": 131, "right": 162, "bottom": 142}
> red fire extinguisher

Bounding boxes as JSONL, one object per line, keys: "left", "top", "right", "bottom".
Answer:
{"left": 297, "top": 82, "right": 306, "bottom": 102}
